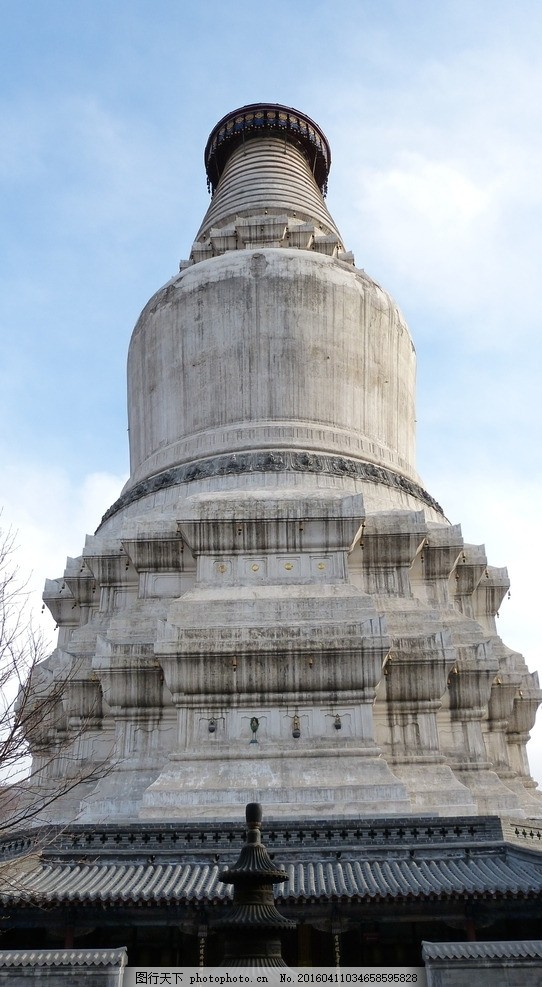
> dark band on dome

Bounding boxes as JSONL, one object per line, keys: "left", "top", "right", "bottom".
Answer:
{"left": 204, "top": 103, "right": 331, "bottom": 195}
{"left": 98, "top": 450, "right": 444, "bottom": 528}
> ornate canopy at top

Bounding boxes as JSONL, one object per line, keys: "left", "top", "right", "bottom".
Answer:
{"left": 204, "top": 103, "right": 332, "bottom": 194}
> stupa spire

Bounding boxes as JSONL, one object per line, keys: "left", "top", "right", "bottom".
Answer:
{"left": 194, "top": 103, "right": 343, "bottom": 247}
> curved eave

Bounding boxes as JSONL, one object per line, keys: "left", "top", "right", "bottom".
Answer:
{"left": 2, "top": 851, "right": 542, "bottom": 910}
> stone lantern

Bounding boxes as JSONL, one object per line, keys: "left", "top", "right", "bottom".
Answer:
{"left": 217, "top": 802, "right": 295, "bottom": 967}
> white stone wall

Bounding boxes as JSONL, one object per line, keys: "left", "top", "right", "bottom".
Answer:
{"left": 126, "top": 249, "right": 418, "bottom": 491}
{"left": 34, "top": 490, "right": 541, "bottom": 823}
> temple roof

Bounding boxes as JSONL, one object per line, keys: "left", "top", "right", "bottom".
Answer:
{"left": 422, "top": 939, "right": 542, "bottom": 961}
{"left": 0, "top": 948, "right": 127, "bottom": 969}
{"left": 2, "top": 816, "right": 542, "bottom": 910}
{"left": 2, "top": 849, "right": 541, "bottom": 907}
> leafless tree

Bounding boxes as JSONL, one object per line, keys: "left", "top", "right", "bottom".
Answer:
{"left": 0, "top": 520, "right": 106, "bottom": 837}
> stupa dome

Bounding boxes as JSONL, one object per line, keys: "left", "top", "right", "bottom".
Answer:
{"left": 110, "top": 102, "right": 437, "bottom": 528}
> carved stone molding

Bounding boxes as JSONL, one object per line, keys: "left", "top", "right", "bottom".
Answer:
{"left": 99, "top": 450, "right": 444, "bottom": 527}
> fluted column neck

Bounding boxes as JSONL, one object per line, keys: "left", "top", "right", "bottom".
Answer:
{"left": 195, "top": 137, "right": 344, "bottom": 247}
{"left": 184, "top": 103, "right": 347, "bottom": 267}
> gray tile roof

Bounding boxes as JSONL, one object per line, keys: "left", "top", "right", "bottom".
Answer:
{"left": 2, "top": 816, "right": 542, "bottom": 910}
{"left": 422, "top": 940, "right": 542, "bottom": 961}
{"left": 2, "top": 849, "right": 542, "bottom": 906}
{"left": 0, "top": 948, "right": 127, "bottom": 968}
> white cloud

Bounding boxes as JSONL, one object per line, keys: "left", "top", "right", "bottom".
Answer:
{"left": 327, "top": 43, "right": 542, "bottom": 356}
{"left": 372, "top": 156, "right": 493, "bottom": 231}
{"left": 0, "top": 465, "right": 126, "bottom": 644}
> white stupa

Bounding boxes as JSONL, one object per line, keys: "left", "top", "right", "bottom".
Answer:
{"left": 36, "top": 103, "right": 541, "bottom": 823}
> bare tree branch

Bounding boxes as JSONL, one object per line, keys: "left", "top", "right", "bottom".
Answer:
{"left": 0, "top": 517, "right": 110, "bottom": 846}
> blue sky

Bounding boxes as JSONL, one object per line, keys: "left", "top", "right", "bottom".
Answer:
{"left": 1, "top": 1, "right": 542, "bottom": 779}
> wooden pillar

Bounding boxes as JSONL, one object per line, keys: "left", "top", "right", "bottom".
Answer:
{"left": 297, "top": 924, "right": 312, "bottom": 966}
{"left": 465, "top": 915, "right": 477, "bottom": 942}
